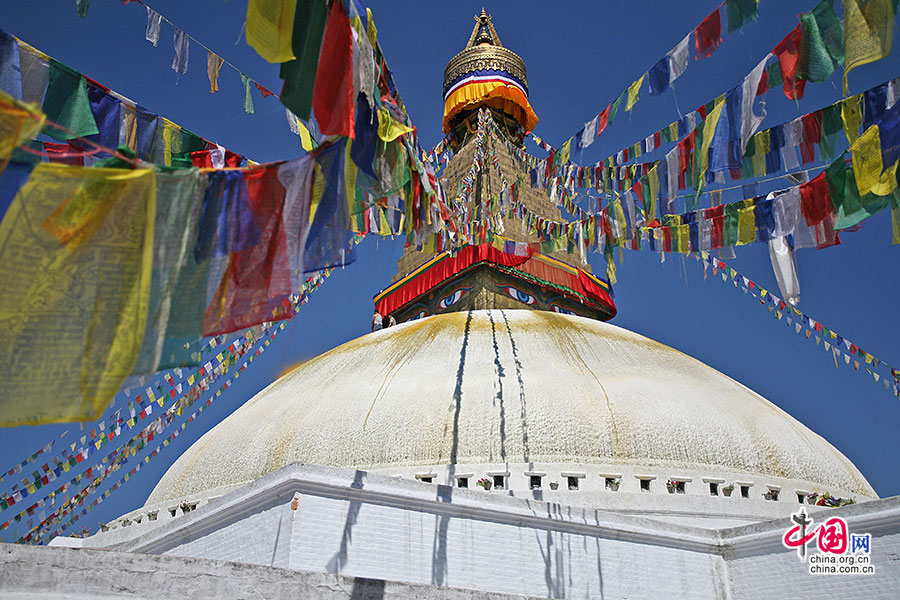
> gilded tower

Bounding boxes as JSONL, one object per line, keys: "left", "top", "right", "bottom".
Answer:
{"left": 377, "top": 10, "right": 615, "bottom": 322}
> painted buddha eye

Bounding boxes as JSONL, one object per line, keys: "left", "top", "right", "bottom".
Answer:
{"left": 500, "top": 285, "right": 537, "bottom": 306}
{"left": 438, "top": 288, "right": 469, "bottom": 309}
{"left": 549, "top": 303, "right": 577, "bottom": 315}
{"left": 410, "top": 309, "right": 429, "bottom": 320}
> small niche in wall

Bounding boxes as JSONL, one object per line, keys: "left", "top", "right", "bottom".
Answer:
{"left": 567, "top": 476, "right": 579, "bottom": 490}
{"left": 457, "top": 477, "right": 468, "bottom": 488}
{"left": 640, "top": 479, "right": 650, "bottom": 492}
{"left": 709, "top": 482, "right": 719, "bottom": 496}
{"left": 493, "top": 475, "right": 506, "bottom": 490}
{"left": 740, "top": 485, "right": 750, "bottom": 499}
{"left": 529, "top": 475, "right": 542, "bottom": 490}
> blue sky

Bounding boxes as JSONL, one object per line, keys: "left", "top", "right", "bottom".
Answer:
{"left": 0, "top": 1, "right": 898, "bottom": 541}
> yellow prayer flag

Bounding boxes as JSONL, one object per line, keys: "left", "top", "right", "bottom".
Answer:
{"left": 366, "top": 8, "right": 378, "bottom": 48}
{"left": 245, "top": 0, "right": 297, "bottom": 63}
{"left": 698, "top": 99, "right": 725, "bottom": 186}
{"left": 841, "top": 95, "right": 863, "bottom": 144}
{"left": 378, "top": 206, "right": 391, "bottom": 236}
{"left": 843, "top": 0, "right": 894, "bottom": 96}
{"left": 559, "top": 139, "right": 572, "bottom": 165}
{"left": 851, "top": 124, "right": 899, "bottom": 196}
{"left": 0, "top": 90, "right": 44, "bottom": 162}
{"left": 626, "top": 74, "right": 646, "bottom": 112}
{"left": 297, "top": 118, "right": 315, "bottom": 152}
{"left": 344, "top": 138, "right": 358, "bottom": 218}
{"left": 377, "top": 107, "right": 413, "bottom": 142}
{"left": 0, "top": 164, "right": 156, "bottom": 426}
{"left": 162, "top": 119, "right": 181, "bottom": 167}
{"left": 207, "top": 52, "right": 225, "bottom": 93}
{"left": 646, "top": 165, "right": 659, "bottom": 223}
{"left": 677, "top": 224, "right": 690, "bottom": 253}
{"left": 310, "top": 161, "right": 325, "bottom": 225}
{"left": 737, "top": 205, "right": 757, "bottom": 245}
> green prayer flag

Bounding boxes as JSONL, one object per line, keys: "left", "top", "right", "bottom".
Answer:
{"left": 132, "top": 170, "right": 206, "bottom": 374}
{"left": 76, "top": 0, "right": 90, "bottom": 18}
{"left": 42, "top": 60, "right": 98, "bottom": 140}
{"left": 609, "top": 90, "right": 625, "bottom": 121}
{"left": 661, "top": 123, "right": 673, "bottom": 143}
{"left": 241, "top": 74, "right": 254, "bottom": 114}
{"left": 180, "top": 129, "right": 207, "bottom": 154}
{"left": 828, "top": 159, "right": 892, "bottom": 229}
{"left": 279, "top": 0, "right": 328, "bottom": 120}
{"left": 725, "top": 0, "right": 759, "bottom": 33}
{"left": 767, "top": 61, "right": 783, "bottom": 89}
{"left": 800, "top": 11, "right": 836, "bottom": 82}
{"left": 813, "top": 0, "right": 845, "bottom": 65}
{"left": 821, "top": 103, "right": 843, "bottom": 136}
{"left": 723, "top": 203, "right": 740, "bottom": 246}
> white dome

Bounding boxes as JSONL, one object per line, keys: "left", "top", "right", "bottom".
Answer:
{"left": 147, "top": 310, "right": 875, "bottom": 503}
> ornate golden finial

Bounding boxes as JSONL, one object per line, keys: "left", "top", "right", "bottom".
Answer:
{"left": 465, "top": 8, "right": 502, "bottom": 49}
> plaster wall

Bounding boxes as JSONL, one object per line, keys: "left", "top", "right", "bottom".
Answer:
{"left": 73, "top": 464, "right": 900, "bottom": 600}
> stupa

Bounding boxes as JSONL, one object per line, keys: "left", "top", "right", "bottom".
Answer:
{"left": 21, "top": 11, "right": 898, "bottom": 600}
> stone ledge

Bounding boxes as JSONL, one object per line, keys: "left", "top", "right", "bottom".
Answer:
{"left": 0, "top": 543, "right": 545, "bottom": 600}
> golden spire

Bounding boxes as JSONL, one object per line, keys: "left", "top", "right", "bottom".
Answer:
{"left": 466, "top": 8, "right": 503, "bottom": 48}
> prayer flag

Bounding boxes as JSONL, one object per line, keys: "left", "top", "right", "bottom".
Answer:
{"left": 246, "top": 0, "right": 297, "bottom": 63}
{"left": 725, "top": 0, "right": 759, "bottom": 33}
{"left": 773, "top": 25, "right": 806, "bottom": 100}
{"left": 668, "top": 34, "right": 691, "bottom": 84}
{"left": 241, "top": 74, "right": 254, "bottom": 114}
{"left": 312, "top": 0, "right": 354, "bottom": 137}
{"left": 851, "top": 124, "right": 898, "bottom": 196}
{"left": 207, "top": 53, "right": 224, "bottom": 93}
{"left": 171, "top": 27, "right": 189, "bottom": 75}
{"left": 279, "top": 0, "right": 328, "bottom": 120}
{"left": 648, "top": 56, "right": 670, "bottom": 96}
{"left": 42, "top": 60, "right": 98, "bottom": 140}
{"left": 695, "top": 9, "right": 722, "bottom": 59}
{"left": 131, "top": 170, "right": 207, "bottom": 374}
{"left": 626, "top": 74, "right": 645, "bottom": 112}
{"left": 0, "top": 91, "right": 44, "bottom": 161}
{"left": 843, "top": 0, "right": 894, "bottom": 95}
{"left": 0, "top": 164, "right": 156, "bottom": 425}
{"left": 204, "top": 164, "right": 292, "bottom": 335}
{"left": 145, "top": 7, "right": 162, "bottom": 47}
{"left": 596, "top": 104, "right": 611, "bottom": 137}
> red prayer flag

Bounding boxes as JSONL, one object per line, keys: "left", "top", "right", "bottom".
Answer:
{"left": 695, "top": 9, "right": 722, "bottom": 59}
{"left": 202, "top": 165, "right": 293, "bottom": 335}
{"left": 255, "top": 83, "right": 275, "bottom": 98}
{"left": 43, "top": 142, "right": 84, "bottom": 166}
{"left": 596, "top": 104, "right": 611, "bottom": 137}
{"left": 799, "top": 111, "right": 822, "bottom": 164}
{"left": 773, "top": 25, "right": 806, "bottom": 100}
{"left": 756, "top": 69, "right": 769, "bottom": 96}
{"left": 312, "top": 0, "right": 355, "bottom": 138}
{"left": 190, "top": 150, "right": 213, "bottom": 168}
{"left": 799, "top": 172, "right": 833, "bottom": 226}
